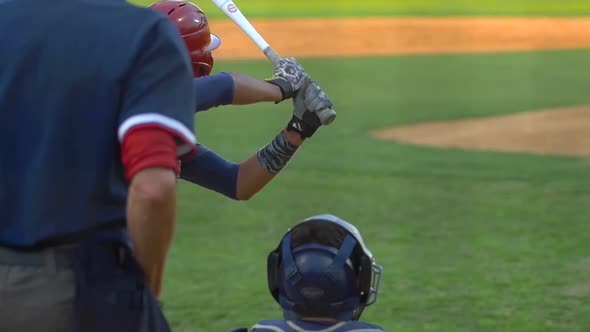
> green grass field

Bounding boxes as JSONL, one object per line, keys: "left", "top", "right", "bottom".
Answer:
{"left": 132, "top": 0, "right": 590, "bottom": 17}
{"left": 166, "top": 51, "right": 590, "bottom": 332}
{"left": 134, "top": 1, "right": 590, "bottom": 331}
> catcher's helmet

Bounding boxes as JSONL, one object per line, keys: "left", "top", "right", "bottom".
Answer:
{"left": 267, "top": 214, "right": 383, "bottom": 321}
{"left": 149, "top": 0, "right": 221, "bottom": 77}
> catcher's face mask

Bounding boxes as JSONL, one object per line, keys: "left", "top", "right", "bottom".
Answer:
{"left": 267, "top": 214, "right": 383, "bottom": 321}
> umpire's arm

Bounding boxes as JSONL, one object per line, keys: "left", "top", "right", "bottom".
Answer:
{"left": 118, "top": 16, "right": 196, "bottom": 299}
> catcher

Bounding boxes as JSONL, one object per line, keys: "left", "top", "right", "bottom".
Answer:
{"left": 242, "top": 214, "right": 385, "bottom": 331}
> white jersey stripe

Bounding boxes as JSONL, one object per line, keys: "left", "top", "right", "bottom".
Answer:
{"left": 118, "top": 113, "right": 196, "bottom": 144}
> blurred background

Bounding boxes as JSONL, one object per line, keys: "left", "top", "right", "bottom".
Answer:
{"left": 131, "top": 1, "right": 590, "bottom": 331}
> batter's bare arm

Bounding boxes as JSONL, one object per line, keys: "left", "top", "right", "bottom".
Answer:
{"left": 179, "top": 128, "right": 303, "bottom": 201}
{"left": 192, "top": 71, "right": 294, "bottom": 111}
{"left": 229, "top": 72, "right": 286, "bottom": 104}
{"left": 180, "top": 79, "right": 332, "bottom": 200}
{"left": 235, "top": 129, "right": 303, "bottom": 200}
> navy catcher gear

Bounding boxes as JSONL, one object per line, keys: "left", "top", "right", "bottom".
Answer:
{"left": 267, "top": 214, "right": 383, "bottom": 321}
{"left": 252, "top": 319, "right": 385, "bottom": 332}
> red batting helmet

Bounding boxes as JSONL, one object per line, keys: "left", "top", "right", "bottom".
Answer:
{"left": 150, "top": 0, "right": 221, "bottom": 77}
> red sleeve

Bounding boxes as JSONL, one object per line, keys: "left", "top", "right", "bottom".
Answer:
{"left": 121, "top": 126, "right": 188, "bottom": 182}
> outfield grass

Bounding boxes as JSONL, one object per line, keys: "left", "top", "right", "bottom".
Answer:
{"left": 131, "top": 0, "right": 590, "bottom": 17}
{"left": 162, "top": 50, "right": 590, "bottom": 331}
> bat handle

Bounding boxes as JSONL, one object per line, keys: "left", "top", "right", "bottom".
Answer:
{"left": 264, "top": 46, "right": 336, "bottom": 126}
{"left": 317, "top": 108, "right": 337, "bottom": 125}
{"left": 263, "top": 47, "right": 281, "bottom": 66}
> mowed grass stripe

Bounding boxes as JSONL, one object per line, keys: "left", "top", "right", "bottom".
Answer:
{"left": 131, "top": 0, "right": 590, "bottom": 18}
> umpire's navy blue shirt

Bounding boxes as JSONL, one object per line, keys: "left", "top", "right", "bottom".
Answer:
{"left": 0, "top": 0, "right": 197, "bottom": 248}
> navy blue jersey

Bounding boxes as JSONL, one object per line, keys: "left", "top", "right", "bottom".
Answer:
{"left": 179, "top": 145, "right": 239, "bottom": 199}
{"left": 0, "top": 0, "right": 196, "bottom": 248}
{"left": 193, "top": 72, "right": 234, "bottom": 112}
{"left": 180, "top": 72, "right": 238, "bottom": 198}
{"left": 251, "top": 320, "right": 385, "bottom": 332}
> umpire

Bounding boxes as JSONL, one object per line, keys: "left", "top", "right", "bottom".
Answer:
{"left": 0, "top": 0, "right": 197, "bottom": 331}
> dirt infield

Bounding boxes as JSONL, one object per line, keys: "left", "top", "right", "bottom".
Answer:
{"left": 211, "top": 17, "right": 590, "bottom": 60}
{"left": 371, "top": 106, "right": 590, "bottom": 157}
{"left": 212, "top": 17, "right": 590, "bottom": 157}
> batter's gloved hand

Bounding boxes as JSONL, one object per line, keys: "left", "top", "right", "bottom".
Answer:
{"left": 287, "top": 77, "right": 334, "bottom": 139}
{"left": 303, "top": 79, "right": 333, "bottom": 113}
{"left": 269, "top": 57, "right": 308, "bottom": 102}
{"left": 265, "top": 77, "right": 293, "bottom": 103}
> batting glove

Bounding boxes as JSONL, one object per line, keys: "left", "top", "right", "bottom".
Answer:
{"left": 272, "top": 57, "right": 308, "bottom": 96}
{"left": 287, "top": 77, "right": 334, "bottom": 139}
{"left": 265, "top": 77, "right": 294, "bottom": 102}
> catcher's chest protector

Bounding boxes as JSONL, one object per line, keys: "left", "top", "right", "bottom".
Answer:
{"left": 251, "top": 320, "right": 385, "bottom": 332}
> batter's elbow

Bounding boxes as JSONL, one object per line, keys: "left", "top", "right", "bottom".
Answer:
{"left": 235, "top": 188, "right": 260, "bottom": 201}
{"left": 235, "top": 191, "right": 254, "bottom": 201}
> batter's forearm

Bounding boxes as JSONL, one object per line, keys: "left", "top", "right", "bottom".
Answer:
{"left": 236, "top": 129, "right": 303, "bottom": 200}
{"left": 179, "top": 130, "right": 303, "bottom": 201}
{"left": 229, "top": 72, "right": 283, "bottom": 104}
{"left": 283, "top": 129, "right": 305, "bottom": 146}
{"left": 127, "top": 168, "right": 177, "bottom": 299}
{"left": 235, "top": 155, "right": 275, "bottom": 200}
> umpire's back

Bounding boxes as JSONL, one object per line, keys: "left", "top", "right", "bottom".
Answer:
{"left": 0, "top": 0, "right": 190, "bottom": 248}
{"left": 0, "top": 0, "right": 195, "bottom": 330}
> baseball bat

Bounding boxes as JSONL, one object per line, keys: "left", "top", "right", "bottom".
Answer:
{"left": 208, "top": 0, "right": 336, "bottom": 126}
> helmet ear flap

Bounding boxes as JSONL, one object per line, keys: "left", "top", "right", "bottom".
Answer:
{"left": 267, "top": 249, "right": 281, "bottom": 302}
{"left": 192, "top": 62, "right": 211, "bottom": 77}
{"left": 191, "top": 52, "right": 214, "bottom": 77}
{"left": 353, "top": 254, "right": 383, "bottom": 320}
{"left": 357, "top": 255, "right": 372, "bottom": 300}
{"left": 352, "top": 255, "right": 372, "bottom": 320}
